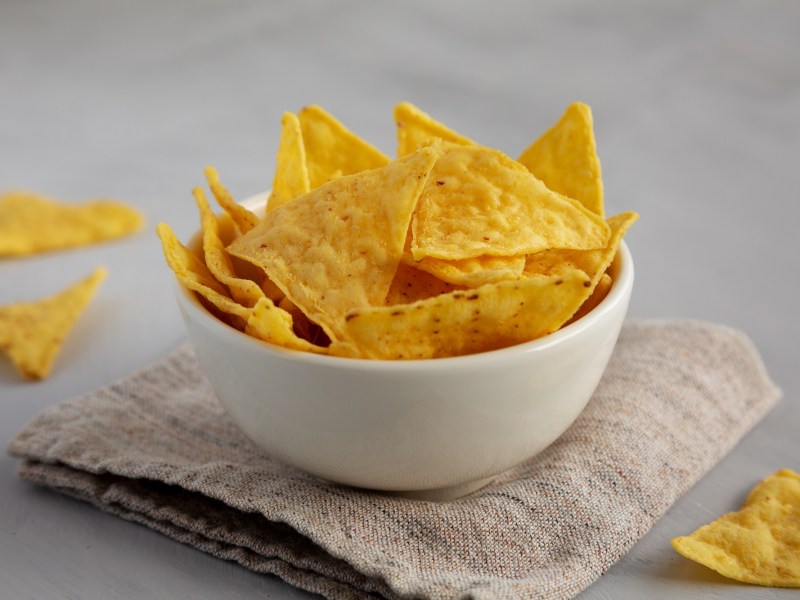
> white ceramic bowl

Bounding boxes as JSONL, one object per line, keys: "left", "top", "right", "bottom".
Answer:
{"left": 175, "top": 196, "right": 634, "bottom": 500}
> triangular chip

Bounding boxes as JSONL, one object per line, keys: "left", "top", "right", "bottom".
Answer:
{"left": 408, "top": 254, "right": 526, "bottom": 287}
{"left": 156, "top": 222, "right": 249, "bottom": 329}
{"left": 411, "top": 144, "right": 610, "bottom": 261}
{"left": 0, "top": 267, "right": 106, "bottom": 379}
{"left": 298, "top": 104, "right": 390, "bottom": 189}
{"left": 672, "top": 469, "right": 800, "bottom": 587}
{"left": 331, "top": 269, "right": 592, "bottom": 360}
{"left": 518, "top": 102, "right": 604, "bottom": 216}
{"left": 227, "top": 146, "right": 441, "bottom": 341}
{"left": 193, "top": 187, "right": 264, "bottom": 308}
{"left": 0, "top": 192, "right": 143, "bottom": 257}
{"left": 386, "top": 263, "right": 461, "bottom": 306}
{"left": 394, "top": 102, "right": 474, "bottom": 157}
{"left": 245, "top": 297, "right": 328, "bottom": 354}
{"left": 204, "top": 166, "right": 261, "bottom": 234}
{"left": 268, "top": 112, "right": 310, "bottom": 213}
{"left": 524, "top": 212, "right": 638, "bottom": 293}
{"left": 157, "top": 223, "right": 320, "bottom": 351}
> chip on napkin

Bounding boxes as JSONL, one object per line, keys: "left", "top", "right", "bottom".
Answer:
{"left": 0, "top": 267, "right": 106, "bottom": 380}
{"left": 671, "top": 469, "right": 800, "bottom": 587}
{"left": 0, "top": 192, "right": 143, "bottom": 257}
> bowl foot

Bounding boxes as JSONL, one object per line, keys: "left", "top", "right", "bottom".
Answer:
{"left": 385, "top": 475, "right": 497, "bottom": 502}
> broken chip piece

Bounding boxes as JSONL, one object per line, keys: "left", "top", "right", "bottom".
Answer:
{"left": 671, "top": 469, "right": 800, "bottom": 587}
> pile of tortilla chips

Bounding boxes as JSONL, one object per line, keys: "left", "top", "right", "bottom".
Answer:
{"left": 0, "top": 191, "right": 142, "bottom": 379}
{"left": 158, "top": 102, "right": 638, "bottom": 359}
{"left": 672, "top": 469, "right": 800, "bottom": 588}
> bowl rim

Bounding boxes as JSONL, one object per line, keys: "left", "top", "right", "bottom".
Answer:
{"left": 175, "top": 194, "right": 634, "bottom": 372}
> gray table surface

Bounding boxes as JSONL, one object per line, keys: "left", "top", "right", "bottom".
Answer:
{"left": 1, "top": 1, "right": 798, "bottom": 598}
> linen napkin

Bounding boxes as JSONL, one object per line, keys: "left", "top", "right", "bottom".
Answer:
{"left": 7, "top": 319, "right": 781, "bottom": 600}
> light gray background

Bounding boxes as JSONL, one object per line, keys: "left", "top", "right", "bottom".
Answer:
{"left": 1, "top": 1, "right": 798, "bottom": 598}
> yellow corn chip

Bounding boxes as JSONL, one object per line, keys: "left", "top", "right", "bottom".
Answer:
{"left": 298, "top": 104, "right": 390, "bottom": 189}
{"left": 227, "top": 146, "right": 441, "bottom": 341}
{"left": 204, "top": 166, "right": 261, "bottom": 234}
{"left": 213, "top": 210, "right": 239, "bottom": 246}
{"left": 518, "top": 102, "right": 604, "bottom": 216}
{"left": 332, "top": 269, "right": 592, "bottom": 359}
{"left": 0, "top": 267, "right": 106, "bottom": 380}
{"left": 410, "top": 254, "right": 526, "bottom": 287}
{"left": 386, "top": 263, "right": 460, "bottom": 306}
{"left": 566, "top": 272, "right": 613, "bottom": 325}
{"left": 411, "top": 144, "right": 610, "bottom": 261}
{"left": 671, "top": 469, "right": 800, "bottom": 587}
{"left": 524, "top": 212, "right": 638, "bottom": 294}
{"left": 193, "top": 187, "right": 264, "bottom": 308}
{"left": 156, "top": 222, "right": 249, "bottom": 329}
{"left": 0, "top": 192, "right": 143, "bottom": 257}
{"left": 394, "top": 102, "right": 474, "bottom": 157}
{"left": 268, "top": 112, "right": 310, "bottom": 212}
{"left": 261, "top": 277, "right": 286, "bottom": 304}
{"left": 158, "top": 222, "right": 319, "bottom": 350}
{"left": 245, "top": 297, "right": 327, "bottom": 354}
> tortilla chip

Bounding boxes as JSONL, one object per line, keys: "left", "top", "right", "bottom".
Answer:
{"left": 193, "top": 187, "right": 264, "bottom": 308}
{"left": 411, "top": 144, "right": 610, "bottom": 261}
{"left": 566, "top": 272, "right": 613, "bottom": 325}
{"left": 245, "top": 297, "right": 327, "bottom": 354}
{"left": 671, "top": 469, "right": 800, "bottom": 587}
{"left": 158, "top": 221, "right": 319, "bottom": 349}
{"left": 394, "top": 102, "right": 474, "bottom": 157}
{"left": 0, "top": 267, "right": 106, "bottom": 379}
{"left": 386, "top": 263, "right": 460, "bottom": 305}
{"left": 261, "top": 277, "right": 286, "bottom": 304}
{"left": 524, "top": 212, "right": 638, "bottom": 295}
{"left": 204, "top": 166, "right": 260, "bottom": 234}
{"left": 0, "top": 192, "right": 143, "bottom": 257}
{"left": 518, "top": 102, "right": 604, "bottom": 216}
{"left": 332, "top": 269, "right": 592, "bottom": 359}
{"left": 410, "top": 254, "right": 526, "bottom": 287}
{"left": 227, "top": 146, "right": 441, "bottom": 341}
{"left": 298, "top": 104, "right": 390, "bottom": 189}
{"left": 268, "top": 112, "right": 310, "bottom": 212}
{"left": 156, "top": 222, "right": 249, "bottom": 329}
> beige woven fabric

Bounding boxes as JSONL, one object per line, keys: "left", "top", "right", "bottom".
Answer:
{"left": 7, "top": 319, "right": 781, "bottom": 600}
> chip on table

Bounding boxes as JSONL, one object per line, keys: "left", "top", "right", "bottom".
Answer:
{"left": 0, "top": 267, "right": 106, "bottom": 380}
{"left": 0, "top": 192, "right": 143, "bottom": 256}
{"left": 671, "top": 469, "right": 800, "bottom": 587}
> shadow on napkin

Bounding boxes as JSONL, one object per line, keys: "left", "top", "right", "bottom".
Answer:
{"left": 7, "top": 319, "right": 781, "bottom": 600}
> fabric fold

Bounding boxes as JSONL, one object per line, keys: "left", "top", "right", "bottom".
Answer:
{"left": 7, "top": 319, "right": 781, "bottom": 600}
